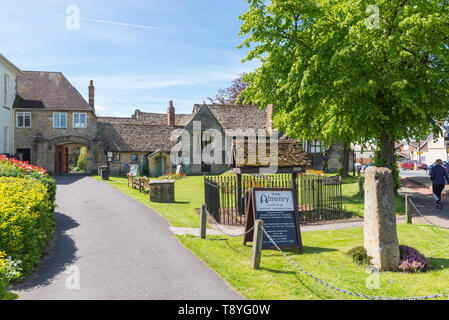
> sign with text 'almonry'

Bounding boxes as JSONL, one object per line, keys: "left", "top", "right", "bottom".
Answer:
{"left": 244, "top": 188, "right": 303, "bottom": 253}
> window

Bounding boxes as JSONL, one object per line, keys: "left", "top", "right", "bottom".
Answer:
{"left": 3, "top": 74, "right": 9, "bottom": 106}
{"left": 3, "top": 127, "right": 9, "bottom": 153}
{"left": 131, "top": 154, "right": 138, "bottom": 162}
{"left": 17, "top": 148, "right": 31, "bottom": 162}
{"left": 310, "top": 140, "right": 324, "bottom": 154}
{"left": 53, "top": 112, "right": 67, "bottom": 128}
{"left": 73, "top": 113, "right": 87, "bottom": 128}
{"left": 113, "top": 154, "right": 120, "bottom": 161}
{"left": 16, "top": 112, "right": 32, "bottom": 128}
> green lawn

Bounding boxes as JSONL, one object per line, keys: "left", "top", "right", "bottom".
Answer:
{"left": 96, "top": 173, "right": 405, "bottom": 228}
{"left": 97, "top": 174, "right": 447, "bottom": 300}
{"left": 178, "top": 224, "right": 449, "bottom": 300}
{"left": 338, "top": 174, "right": 405, "bottom": 217}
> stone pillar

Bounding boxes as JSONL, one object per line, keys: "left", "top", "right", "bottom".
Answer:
{"left": 364, "top": 167, "right": 400, "bottom": 271}
{"left": 149, "top": 180, "right": 175, "bottom": 203}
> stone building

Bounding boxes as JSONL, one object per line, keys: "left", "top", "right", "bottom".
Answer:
{"left": 13, "top": 72, "right": 105, "bottom": 174}
{"left": 12, "top": 70, "right": 349, "bottom": 176}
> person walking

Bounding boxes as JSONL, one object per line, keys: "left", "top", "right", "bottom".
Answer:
{"left": 430, "top": 159, "right": 449, "bottom": 209}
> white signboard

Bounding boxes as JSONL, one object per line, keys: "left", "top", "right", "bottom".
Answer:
{"left": 254, "top": 190, "right": 295, "bottom": 212}
{"left": 130, "top": 164, "right": 138, "bottom": 177}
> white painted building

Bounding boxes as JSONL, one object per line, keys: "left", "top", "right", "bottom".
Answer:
{"left": 0, "top": 53, "right": 21, "bottom": 155}
{"left": 420, "top": 125, "right": 449, "bottom": 165}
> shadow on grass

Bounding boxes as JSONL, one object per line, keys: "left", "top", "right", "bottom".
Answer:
{"left": 428, "top": 257, "right": 449, "bottom": 271}
{"left": 261, "top": 246, "right": 337, "bottom": 257}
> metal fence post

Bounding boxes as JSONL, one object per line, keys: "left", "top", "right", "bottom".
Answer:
{"left": 405, "top": 195, "right": 412, "bottom": 224}
{"left": 200, "top": 204, "right": 207, "bottom": 239}
{"left": 251, "top": 220, "right": 264, "bottom": 270}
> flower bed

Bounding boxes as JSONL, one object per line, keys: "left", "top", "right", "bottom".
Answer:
{"left": 399, "top": 245, "right": 432, "bottom": 273}
{"left": 160, "top": 172, "right": 186, "bottom": 180}
{"left": 0, "top": 155, "right": 56, "bottom": 203}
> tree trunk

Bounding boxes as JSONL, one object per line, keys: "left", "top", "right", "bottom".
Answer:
{"left": 379, "top": 133, "right": 396, "bottom": 169}
{"left": 378, "top": 132, "right": 398, "bottom": 193}
{"left": 340, "top": 142, "right": 350, "bottom": 177}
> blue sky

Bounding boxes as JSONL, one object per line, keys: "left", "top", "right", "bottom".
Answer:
{"left": 0, "top": 0, "right": 258, "bottom": 116}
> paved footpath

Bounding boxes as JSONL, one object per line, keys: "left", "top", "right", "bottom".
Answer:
{"left": 399, "top": 178, "right": 449, "bottom": 228}
{"left": 12, "top": 175, "right": 242, "bottom": 300}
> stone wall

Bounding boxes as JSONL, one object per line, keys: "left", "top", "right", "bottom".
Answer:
{"left": 108, "top": 152, "right": 148, "bottom": 175}
{"left": 14, "top": 109, "right": 105, "bottom": 174}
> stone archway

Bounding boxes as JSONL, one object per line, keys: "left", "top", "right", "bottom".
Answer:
{"left": 51, "top": 136, "right": 92, "bottom": 175}
{"left": 51, "top": 135, "right": 92, "bottom": 150}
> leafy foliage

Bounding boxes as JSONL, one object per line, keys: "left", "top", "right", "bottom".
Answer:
{"left": 77, "top": 147, "right": 87, "bottom": 172}
{"left": 347, "top": 246, "right": 371, "bottom": 265}
{"left": 238, "top": 0, "right": 449, "bottom": 168}
{"left": 0, "top": 155, "right": 56, "bottom": 203}
{"left": 208, "top": 75, "right": 249, "bottom": 105}
{"left": 0, "top": 251, "right": 21, "bottom": 300}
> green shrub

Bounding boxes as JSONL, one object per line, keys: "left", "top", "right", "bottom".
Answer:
{"left": 347, "top": 246, "right": 371, "bottom": 266}
{"left": 77, "top": 147, "right": 87, "bottom": 172}
{"left": 0, "top": 177, "right": 55, "bottom": 278}
{"left": 0, "top": 251, "right": 21, "bottom": 300}
{"left": 0, "top": 156, "right": 56, "bottom": 203}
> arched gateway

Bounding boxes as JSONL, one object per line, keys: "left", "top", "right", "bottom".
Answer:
{"left": 31, "top": 133, "right": 105, "bottom": 175}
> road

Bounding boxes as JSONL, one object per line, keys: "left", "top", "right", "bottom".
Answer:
{"left": 12, "top": 175, "right": 242, "bottom": 300}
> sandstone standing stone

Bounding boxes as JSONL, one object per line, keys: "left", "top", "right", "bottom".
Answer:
{"left": 364, "top": 167, "right": 400, "bottom": 271}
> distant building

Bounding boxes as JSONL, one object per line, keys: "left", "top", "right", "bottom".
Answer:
{"left": 13, "top": 72, "right": 105, "bottom": 174}
{"left": 12, "top": 69, "right": 351, "bottom": 176}
{"left": 0, "top": 53, "right": 22, "bottom": 156}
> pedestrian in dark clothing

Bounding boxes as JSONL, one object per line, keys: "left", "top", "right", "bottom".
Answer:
{"left": 430, "top": 159, "right": 449, "bottom": 209}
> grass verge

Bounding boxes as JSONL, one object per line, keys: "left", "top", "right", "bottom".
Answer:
{"left": 178, "top": 224, "right": 449, "bottom": 299}
{"left": 94, "top": 175, "right": 205, "bottom": 227}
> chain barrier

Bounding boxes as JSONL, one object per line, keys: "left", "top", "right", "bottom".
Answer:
{"left": 261, "top": 227, "right": 447, "bottom": 300}
{"left": 213, "top": 224, "right": 254, "bottom": 237}
{"left": 409, "top": 198, "right": 449, "bottom": 230}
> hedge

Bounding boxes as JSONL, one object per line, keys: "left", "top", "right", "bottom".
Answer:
{"left": 0, "top": 155, "right": 56, "bottom": 204}
{"left": 0, "top": 251, "right": 20, "bottom": 300}
{"left": 0, "top": 177, "right": 55, "bottom": 278}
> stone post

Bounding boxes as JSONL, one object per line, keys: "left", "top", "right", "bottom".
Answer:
{"left": 251, "top": 220, "right": 264, "bottom": 270}
{"left": 364, "top": 167, "right": 400, "bottom": 271}
{"left": 200, "top": 204, "right": 207, "bottom": 239}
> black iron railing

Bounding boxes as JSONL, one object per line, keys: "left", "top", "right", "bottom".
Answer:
{"left": 204, "top": 174, "right": 346, "bottom": 225}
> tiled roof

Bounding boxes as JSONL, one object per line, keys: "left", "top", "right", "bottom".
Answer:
{"left": 231, "top": 139, "right": 309, "bottom": 168}
{"left": 97, "top": 122, "right": 177, "bottom": 152}
{"left": 193, "top": 104, "right": 267, "bottom": 131}
{"left": 14, "top": 71, "right": 92, "bottom": 111}
{"left": 134, "top": 110, "right": 193, "bottom": 126}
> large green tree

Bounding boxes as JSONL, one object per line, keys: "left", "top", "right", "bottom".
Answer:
{"left": 239, "top": 0, "right": 449, "bottom": 177}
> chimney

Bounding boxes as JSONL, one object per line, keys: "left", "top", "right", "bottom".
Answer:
{"left": 266, "top": 104, "right": 273, "bottom": 136}
{"left": 168, "top": 100, "right": 175, "bottom": 126}
{"left": 89, "top": 80, "right": 95, "bottom": 109}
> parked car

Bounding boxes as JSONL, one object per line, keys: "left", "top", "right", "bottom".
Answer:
{"left": 417, "top": 163, "right": 428, "bottom": 170}
{"left": 401, "top": 160, "right": 416, "bottom": 170}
